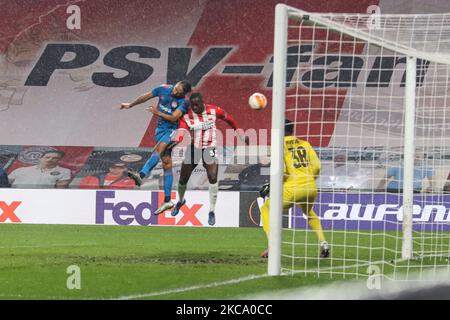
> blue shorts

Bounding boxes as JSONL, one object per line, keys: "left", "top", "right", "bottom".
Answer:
{"left": 155, "top": 128, "right": 176, "bottom": 145}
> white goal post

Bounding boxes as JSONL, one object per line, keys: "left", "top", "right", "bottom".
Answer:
{"left": 269, "top": 4, "right": 450, "bottom": 278}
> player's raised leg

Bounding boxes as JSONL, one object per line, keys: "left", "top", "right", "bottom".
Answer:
{"left": 172, "top": 144, "right": 199, "bottom": 217}
{"left": 154, "top": 152, "right": 175, "bottom": 214}
{"left": 127, "top": 131, "right": 170, "bottom": 187}
{"left": 297, "top": 188, "right": 329, "bottom": 258}
{"left": 171, "top": 161, "right": 197, "bottom": 217}
{"left": 260, "top": 188, "right": 292, "bottom": 258}
{"left": 260, "top": 186, "right": 329, "bottom": 258}
{"left": 260, "top": 197, "right": 271, "bottom": 258}
{"left": 140, "top": 147, "right": 163, "bottom": 177}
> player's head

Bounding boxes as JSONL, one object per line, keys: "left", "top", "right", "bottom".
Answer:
{"left": 284, "top": 119, "right": 294, "bottom": 136}
{"left": 172, "top": 80, "right": 192, "bottom": 98}
{"left": 189, "top": 92, "right": 205, "bottom": 114}
{"left": 39, "top": 150, "right": 65, "bottom": 168}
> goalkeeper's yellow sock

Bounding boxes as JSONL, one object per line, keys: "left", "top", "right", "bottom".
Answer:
{"left": 307, "top": 209, "right": 326, "bottom": 243}
{"left": 261, "top": 198, "right": 270, "bottom": 239}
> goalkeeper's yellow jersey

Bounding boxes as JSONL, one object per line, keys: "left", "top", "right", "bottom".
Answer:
{"left": 284, "top": 136, "right": 321, "bottom": 188}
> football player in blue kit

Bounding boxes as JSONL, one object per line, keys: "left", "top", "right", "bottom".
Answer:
{"left": 120, "top": 80, "right": 192, "bottom": 214}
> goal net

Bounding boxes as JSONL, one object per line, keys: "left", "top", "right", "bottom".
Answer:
{"left": 269, "top": 4, "right": 450, "bottom": 281}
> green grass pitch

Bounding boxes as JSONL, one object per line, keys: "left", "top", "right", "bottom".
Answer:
{"left": 0, "top": 224, "right": 448, "bottom": 299}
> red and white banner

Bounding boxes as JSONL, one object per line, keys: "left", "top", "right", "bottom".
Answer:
{"left": 0, "top": 0, "right": 380, "bottom": 148}
{"left": 2, "top": 0, "right": 450, "bottom": 148}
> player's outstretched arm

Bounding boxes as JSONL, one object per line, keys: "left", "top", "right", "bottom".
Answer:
{"left": 217, "top": 107, "right": 239, "bottom": 129}
{"left": 259, "top": 183, "right": 270, "bottom": 198}
{"left": 174, "top": 117, "right": 190, "bottom": 144}
{"left": 147, "top": 106, "right": 184, "bottom": 122}
{"left": 216, "top": 107, "right": 249, "bottom": 145}
{"left": 120, "top": 92, "right": 154, "bottom": 109}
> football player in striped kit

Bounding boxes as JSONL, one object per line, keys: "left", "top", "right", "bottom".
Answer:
{"left": 150, "top": 92, "right": 248, "bottom": 225}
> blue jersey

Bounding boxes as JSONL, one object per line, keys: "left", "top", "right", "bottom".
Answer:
{"left": 151, "top": 85, "right": 189, "bottom": 132}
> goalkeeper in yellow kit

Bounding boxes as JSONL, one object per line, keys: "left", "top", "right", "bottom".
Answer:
{"left": 259, "top": 120, "right": 329, "bottom": 258}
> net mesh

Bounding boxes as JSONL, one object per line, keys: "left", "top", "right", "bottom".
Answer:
{"left": 280, "top": 9, "right": 450, "bottom": 280}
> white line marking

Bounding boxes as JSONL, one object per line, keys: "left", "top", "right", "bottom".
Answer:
{"left": 288, "top": 260, "right": 387, "bottom": 275}
{"left": 3, "top": 258, "right": 446, "bottom": 300}
{"left": 114, "top": 273, "right": 268, "bottom": 300}
{"left": 114, "top": 260, "right": 397, "bottom": 300}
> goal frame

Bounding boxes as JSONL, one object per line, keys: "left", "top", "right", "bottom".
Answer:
{"left": 268, "top": 4, "right": 419, "bottom": 276}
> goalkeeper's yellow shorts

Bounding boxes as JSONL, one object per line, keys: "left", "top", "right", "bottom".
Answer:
{"left": 281, "top": 182, "right": 318, "bottom": 210}
{"left": 261, "top": 182, "right": 318, "bottom": 235}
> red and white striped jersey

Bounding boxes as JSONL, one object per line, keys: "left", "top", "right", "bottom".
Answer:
{"left": 178, "top": 104, "right": 239, "bottom": 149}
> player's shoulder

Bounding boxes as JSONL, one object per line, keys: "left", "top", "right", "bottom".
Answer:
{"left": 285, "top": 136, "right": 313, "bottom": 148}
{"left": 179, "top": 96, "right": 189, "bottom": 104}
{"left": 8, "top": 166, "right": 29, "bottom": 178}
{"left": 206, "top": 104, "right": 224, "bottom": 114}
{"left": 11, "top": 166, "right": 30, "bottom": 173}
{"left": 153, "top": 84, "right": 172, "bottom": 92}
{"left": 206, "top": 104, "right": 219, "bottom": 110}
{"left": 299, "top": 139, "right": 313, "bottom": 148}
{"left": 284, "top": 135, "right": 303, "bottom": 143}
{"left": 183, "top": 107, "right": 193, "bottom": 117}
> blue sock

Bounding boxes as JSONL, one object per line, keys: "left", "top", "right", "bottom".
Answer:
{"left": 163, "top": 169, "right": 173, "bottom": 203}
{"left": 140, "top": 152, "right": 160, "bottom": 177}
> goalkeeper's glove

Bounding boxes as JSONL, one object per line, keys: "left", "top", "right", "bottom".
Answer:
{"left": 259, "top": 183, "right": 270, "bottom": 198}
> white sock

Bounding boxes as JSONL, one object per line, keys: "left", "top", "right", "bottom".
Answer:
{"left": 209, "top": 182, "right": 219, "bottom": 212}
{"left": 178, "top": 183, "right": 187, "bottom": 202}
